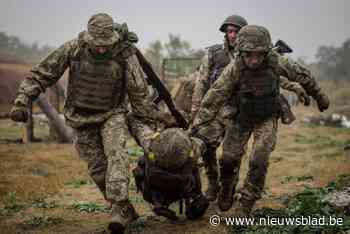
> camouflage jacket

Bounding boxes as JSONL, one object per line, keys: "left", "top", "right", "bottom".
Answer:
{"left": 192, "top": 52, "right": 313, "bottom": 126}
{"left": 191, "top": 46, "right": 322, "bottom": 117}
{"left": 191, "top": 42, "right": 234, "bottom": 116}
{"left": 14, "top": 32, "right": 159, "bottom": 128}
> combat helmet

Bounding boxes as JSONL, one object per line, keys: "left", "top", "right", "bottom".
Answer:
{"left": 149, "top": 128, "right": 192, "bottom": 171}
{"left": 236, "top": 25, "right": 272, "bottom": 52}
{"left": 219, "top": 15, "right": 248, "bottom": 32}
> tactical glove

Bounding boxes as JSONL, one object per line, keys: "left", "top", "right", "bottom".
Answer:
{"left": 314, "top": 92, "right": 330, "bottom": 112}
{"left": 10, "top": 105, "right": 29, "bottom": 122}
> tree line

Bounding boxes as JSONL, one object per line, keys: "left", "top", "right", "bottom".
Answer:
{"left": 0, "top": 32, "right": 54, "bottom": 64}
{"left": 0, "top": 30, "right": 349, "bottom": 81}
{"left": 315, "top": 38, "right": 350, "bottom": 81}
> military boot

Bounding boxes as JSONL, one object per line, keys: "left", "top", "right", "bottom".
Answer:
{"left": 108, "top": 200, "right": 139, "bottom": 234}
{"left": 231, "top": 183, "right": 261, "bottom": 217}
{"left": 217, "top": 160, "right": 240, "bottom": 211}
{"left": 231, "top": 192, "right": 255, "bottom": 217}
{"left": 218, "top": 178, "right": 235, "bottom": 211}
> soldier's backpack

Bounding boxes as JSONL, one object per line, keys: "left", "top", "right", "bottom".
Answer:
{"left": 132, "top": 155, "right": 209, "bottom": 220}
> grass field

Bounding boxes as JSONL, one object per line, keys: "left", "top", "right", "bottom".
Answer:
{"left": 0, "top": 62, "right": 349, "bottom": 233}
{"left": 0, "top": 105, "right": 350, "bottom": 233}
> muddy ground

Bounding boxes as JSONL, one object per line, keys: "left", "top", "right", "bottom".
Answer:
{"left": 0, "top": 106, "right": 350, "bottom": 233}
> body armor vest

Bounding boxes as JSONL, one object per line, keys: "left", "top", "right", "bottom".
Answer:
{"left": 67, "top": 48, "right": 125, "bottom": 112}
{"left": 238, "top": 67, "right": 280, "bottom": 121}
{"left": 208, "top": 44, "right": 231, "bottom": 85}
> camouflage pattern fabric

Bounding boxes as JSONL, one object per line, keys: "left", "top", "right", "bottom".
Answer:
{"left": 150, "top": 128, "right": 192, "bottom": 171}
{"left": 12, "top": 14, "right": 163, "bottom": 225}
{"left": 190, "top": 27, "right": 314, "bottom": 201}
{"left": 193, "top": 50, "right": 324, "bottom": 128}
{"left": 14, "top": 29, "right": 159, "bottom": 128}
{"left": 192, "top": 25, "right": 328, "bottom": 211}
{"left": 192, "top": 49, "right": 326, "bottom": 120}
{"left": 86, "top": 13, "right": 120, "bottom": 46}
{"left": 277, "top": 55, "right": 322, "bottom": 98}
{"left": 74, "top": 114, "right": 130, "bottom": 202}
{"left": 236, "top": 25, "right": 272, "bottom": 52}
{"left": 220, "top": 117, "right": 278, "bottom": 200}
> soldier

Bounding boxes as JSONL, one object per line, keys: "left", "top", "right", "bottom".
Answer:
{"left": 191, "top": 15, "right": 248, "bottom": 202}
{"left": 191, "top": 15, "right": 329, "bottom": 204}
{"left": 10, "top": 13, "right": 163, "bottom": 233}
{"left": 192, "top": 25, "right": 330, "bottom": 215}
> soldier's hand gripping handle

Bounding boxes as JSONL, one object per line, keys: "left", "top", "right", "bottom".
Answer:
{"left": 10, "top": 105, "right": 29, "bottom": 122}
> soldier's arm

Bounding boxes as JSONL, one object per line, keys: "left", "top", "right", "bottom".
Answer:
{"left": 125, "top": 54, "right": 161, "bottom": 121}
{"left": 193, "top": 61, "right": 238, "bottom": 127}
{"left": 277, "top": 53, "right": 329, "bottom": 111}
{"left": 191, "top": 54, "right": 210, "bottom": 117}
{"left": 279, "top": 76, "right": 310, "bottom": 105}
{"left": 14, "top": 40, "right": 75, "bottom": 107}
{"left": 280, "top": 76, "right": 304, "bottom": 92}
{"left": 277, "top": 54, "right": 320, "bottom": 97}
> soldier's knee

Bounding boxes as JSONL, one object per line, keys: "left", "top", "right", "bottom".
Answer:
{"left": 255, "top": 140, "right": 275, "bottom": 154}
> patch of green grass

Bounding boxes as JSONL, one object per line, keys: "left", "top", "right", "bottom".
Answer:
{"left": 70, "top": 202, "right": 111, "bottom": 213}
{"left": 294, "top": 134, "right": 346, "bottom": 148}
{"left": 304, "top": 122, "right": 350, "bottom": 133}
{"left": 30, "top": 197, "right": 59, "bottom": 209}
{"left": 0, "top": 192, "right": 25, "bottom": 216}
{"left": 326, "top": 174, "right": 350, "bottom": 190}
{"left": 303, "top": 123, "right": 319, "bottom": 129}
{"left": 127, "top": 217, "right": 147, "bottom": 232}
{"left": 0, "top": 119, "right": 50, "bottom": 141}
{"left": 22, "top": 216, "right": 63, "bottom": 228}
{"left": 231, "top": 174, "right": 350, "bottom": 234}
{"left": 314, "top": 151, "right": 342, "bottom": 158}
{"left": 65, "top": 178, "right": 91, "bottom": 188}
{"left": 281, "top": 175, "right": 314, "bottom": 184}
{"left": 127, "top": 146, "right": 144, "bottom": 158}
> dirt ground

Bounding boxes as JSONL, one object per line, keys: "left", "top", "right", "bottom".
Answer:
{"left": 0, "top": 105, "right": 349, "bottom": 234}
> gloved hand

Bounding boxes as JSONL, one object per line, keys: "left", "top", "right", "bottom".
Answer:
{"left": 314, "top": 92, "right": 330, "bottom": 112}
{"left": 10, "top": 105, "right": 29, "bottom": 122}
{"left": 294, "top": 87, "right": 311, "bottom": 106}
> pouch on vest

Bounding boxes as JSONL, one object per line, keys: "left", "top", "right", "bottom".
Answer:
{"left": 68, "top": 49, "right": 126, "bottom": 113}
{"left": 237, "top": 68, "right": 279, "bottom": 122}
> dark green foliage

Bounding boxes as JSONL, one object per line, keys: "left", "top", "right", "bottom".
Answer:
{"left": 230, "top": 175, "right": 350, "bottom": 234}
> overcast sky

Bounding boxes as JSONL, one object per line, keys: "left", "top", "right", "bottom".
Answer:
{"left": 1, "top": 0, "right": 349, "bottom": 61}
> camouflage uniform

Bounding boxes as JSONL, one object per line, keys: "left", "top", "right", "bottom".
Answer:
{"left": 10, "top": 13, "right": 160, "bottom": 232}
{"left": 191, "top": 15, "right": 247, "bottom": 202}
{"left": 192, "top": 25, "right": 329, "bottom": 214}
{"left": 191, "top": 15, "right": 327, "bottom": 203}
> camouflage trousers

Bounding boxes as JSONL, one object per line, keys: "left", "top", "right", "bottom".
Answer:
{"left": 194, "top": 120, "right": 227, "bottom": 183}
{"left": 194, "top": 105, "right": 236, "bottom": 180}
{"left": 221, "top": 117, "right": 278, "bottom": 201}
{"left": 74, "top": 113, "right": 132, "bottom": 203}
